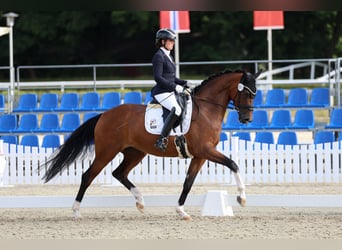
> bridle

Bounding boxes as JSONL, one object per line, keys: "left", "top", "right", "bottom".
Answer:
{"left": 190, "top": 73, "right": 257, "bottom": 117}
{"left": 233, "top": 77, "right": 256, "bottom": 112}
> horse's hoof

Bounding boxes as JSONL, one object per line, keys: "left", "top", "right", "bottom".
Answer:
{"left": 182, "top": 215, "right": 192, "bottom": 221}
{"left": 136, "top": 202, "right": 145, "bottom": 213}
{"left": 237, "top": 196, "right": 246, "bottom": 207}
{"left": 176, "top": 206, "right": 192, "bottom": 221}
{"left": 73, "top": 210, "right": 82, "bottom": 220}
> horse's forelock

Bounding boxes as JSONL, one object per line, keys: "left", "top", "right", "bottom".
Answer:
{"left": 243, "top": 72, "right": 257, "bottom": 94}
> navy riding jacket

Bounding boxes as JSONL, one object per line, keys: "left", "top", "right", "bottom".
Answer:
{"left": 151, "top": 49, "right": 187, "bottom": 97}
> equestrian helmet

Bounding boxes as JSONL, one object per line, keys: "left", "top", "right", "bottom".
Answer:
{"left": 156, "top": 28, "right": 176, "bottom": 42}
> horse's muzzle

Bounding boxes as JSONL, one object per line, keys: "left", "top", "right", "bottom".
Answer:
{"left": 239, "top": 113, "right": 253, "bottom": 124}
{"left": 239, "top": 118, "right": 252, "bottom": 124}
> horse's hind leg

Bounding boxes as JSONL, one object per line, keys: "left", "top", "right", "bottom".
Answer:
{"left": 73, "top": 155, "right": 114, "bottom": 219}
{"left": 112, "top": 147, "right": 146, "bottom": 212}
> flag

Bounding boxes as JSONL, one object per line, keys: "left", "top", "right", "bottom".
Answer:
{"left": 0, "top": 27, "right": 10, "bottom": 36}
{"left": 253, "top": 11, "right": 284, "bottom": 30}
{"left": 160, "top": 11, "right": 190, "bottom": 33}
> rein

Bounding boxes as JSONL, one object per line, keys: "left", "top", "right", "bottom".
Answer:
{"left": 191, "top": 82, "right": 255, "bottom": 113}
{"left": 192, "top": 96, "right": 228, "bottom": 110}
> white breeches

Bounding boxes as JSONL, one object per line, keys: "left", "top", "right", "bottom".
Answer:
{"left": 154, "top": 92, "right": 182, "bottom": 116}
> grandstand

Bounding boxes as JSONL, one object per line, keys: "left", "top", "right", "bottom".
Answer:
{"left": 0, "top": 59, "right": 341, "bottom": 185}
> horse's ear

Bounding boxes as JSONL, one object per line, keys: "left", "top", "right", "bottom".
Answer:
{"left": 254, "top": 70, "right": 262, "bottom": 79}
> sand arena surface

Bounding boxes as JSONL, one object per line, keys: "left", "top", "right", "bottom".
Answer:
{"left": 0, "top": 183, "right": 341, "bottom": 239}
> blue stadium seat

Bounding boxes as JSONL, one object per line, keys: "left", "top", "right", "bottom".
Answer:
{"left": 123, "top": 91, "right": 142, "bottom": 104}
{"left": 100, "top": 92, "right": 121, "bottom": 110}
{"left": 0, "top": 135, "right": 18, "bottom": 144}
{"left": 253, "top": 90, "right": 263, "bottom": 107}
{"left": 16, "top": 114, "right": 39, "bottom": 133}
{"left": 291, "top": 110, "right": 314, "bottom": 129}
{"left": 78, "top": 92, "right": 100, "bottom": 111}
{"left": 37, "top": 93, "right": 58, "bottom": 111}
{"left": 314, "top": 131, "right": 335, "bottom": 144}
{"left": 83, "top": 112, "right": 99, "bottom": 122}
{"left": 284, "top": 88, "right": 308, "bottom": 107}
{"left": 232, "top": 132, "right": 251, "bottom": 141}
{"left": 57, "top": 93, "right": 79, "bottom": 111}
{"left": 41, "top": 134, "right": 60, "bottom": 148}
{"left": 227, "top": 100, "right": 234, "bottom": 109}
{"left": 247, "top": 110, "right": 268, "bottom": 129}
{"left": 0, "top": 114, "right": 17, "bottom": 133}
{"left": 0, "top": 94, "right": 5, "bottom": 112}
{"left": 260, "top": 89, "right": 285, "bottom": 108}
{"left": 59, "top": 113, "right": 80, "bottom": 132}
{"left": 232, "top": 132, "right": 251, "bottom": 149}
{"left": 219, "top": 132, "right": 229, "bottom": 150}
{"left": 314, "top": 131, "right": 335, "bottom": 149}
{"left": 254, "top": 131, "right": 274, "bottom": 144}
{"left": 222, "top": 110, "right": 246, "bottom": 130}
{"left": 13, "top": 93, "right": 38, "bottom": 112}
{"left": 219, "top": 132, "right": 228, "bottom": 141}
{"left": 325, "top": 108, "right": 342, "bottom": 129}
{"left": 308, "top": 88, "right": 329, "bottom": 107}
{"left": 38, "top": 113, "right": 60, "bottom": 132}
{"left": 268, "top": 110, "right": 291, "bottom": 129}
{"left": 277, "top": 131, "right": 298, "bottom": 146}
{"left": 20, "top": 134, "right": 39, "bottom": 147}
{"left": 144, "top": 91, "right": 153, "bottom": 105}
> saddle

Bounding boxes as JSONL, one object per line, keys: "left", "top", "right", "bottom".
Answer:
{"left": 144, "top": 93, "right": 192, "bottom": 136}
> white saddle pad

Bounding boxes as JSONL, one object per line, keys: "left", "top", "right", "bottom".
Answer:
{"left": 144, "top": 99, "right": 192, "bottom": 135}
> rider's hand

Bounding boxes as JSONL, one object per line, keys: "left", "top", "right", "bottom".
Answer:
{"left": 175, "top": 85, "right": 183, "bottom": 93}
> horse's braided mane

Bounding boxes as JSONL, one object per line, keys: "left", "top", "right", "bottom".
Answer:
{"left": 192, "top": 69, "right": 243, "bottom": 94}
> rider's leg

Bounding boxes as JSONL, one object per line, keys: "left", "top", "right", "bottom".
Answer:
{"left": 154, "top": 92, "right": 182, "bottom": 152}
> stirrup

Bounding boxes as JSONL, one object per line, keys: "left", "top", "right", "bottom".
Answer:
{"left": 155, "top": 137, "right": 169, "bottom": 152}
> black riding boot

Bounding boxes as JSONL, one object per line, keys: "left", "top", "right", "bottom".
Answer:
{"left": 155, "top": 109, "right": 179, "bottom": 152}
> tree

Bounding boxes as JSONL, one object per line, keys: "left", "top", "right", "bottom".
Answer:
{"left": 0, "top": 11, "right": 341, "bottom": 80}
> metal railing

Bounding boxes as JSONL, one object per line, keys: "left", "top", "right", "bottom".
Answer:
{"left": 0, "top": 58, "right": 340, "bottom": 112}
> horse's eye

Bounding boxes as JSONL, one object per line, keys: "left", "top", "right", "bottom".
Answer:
{"left": 243, "top": 90, "right": 254, "bottom": 99}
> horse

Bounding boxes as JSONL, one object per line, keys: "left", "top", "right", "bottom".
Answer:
{"left": 43, "top": 69, "right": 260, "bottom": 220}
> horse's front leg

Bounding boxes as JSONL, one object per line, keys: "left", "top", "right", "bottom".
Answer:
{"left": 177, "top": 158, "right": 206, "bottom": 220}
{"left": 204, "top": 147, "right": 246, "bottom": 207}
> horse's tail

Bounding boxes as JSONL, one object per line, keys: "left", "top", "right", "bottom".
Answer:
{"left": 43, "top": 114, "right": 102, "bottom": 183}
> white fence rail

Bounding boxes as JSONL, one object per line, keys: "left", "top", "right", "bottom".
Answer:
{"left": 0, "top": 138, "right": 341, "bottom": 186}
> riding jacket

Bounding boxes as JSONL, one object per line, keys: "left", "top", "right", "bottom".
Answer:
{"left": 151, "top": 48, "right": 187, "bottom": 97}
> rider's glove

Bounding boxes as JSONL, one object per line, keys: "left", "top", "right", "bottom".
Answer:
{"left": 175, "top": 85, "right": 183, "bottom": 93}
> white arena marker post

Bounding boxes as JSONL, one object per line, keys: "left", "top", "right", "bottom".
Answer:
{"left": 201, "top": 190, "right": 234, "bottom": 217}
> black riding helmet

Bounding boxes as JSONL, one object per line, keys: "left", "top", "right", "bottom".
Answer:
{"left": 155, "top": 28, "right": 176, "bottom": 47}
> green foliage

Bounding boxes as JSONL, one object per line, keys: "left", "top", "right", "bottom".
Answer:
{"left": 0, "top": 11, "right": 341, "bottom": 80}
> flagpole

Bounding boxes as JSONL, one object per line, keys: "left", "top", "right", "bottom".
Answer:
{"left": 267, "top": 28, "right": 273, "bottom": 81}
{"left": 175, "top": 32, "right": 180, "bottom": 78}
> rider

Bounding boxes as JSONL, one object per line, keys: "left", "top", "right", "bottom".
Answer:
{"left": 151, "top": 28, "right": 189, "bottom": 152}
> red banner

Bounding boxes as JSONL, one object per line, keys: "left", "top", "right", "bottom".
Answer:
{"left": 160, "top": 11, "right": 190, "bottom": 33}
{"left": 254, "top": 11, "right": 284, "bottom": 30}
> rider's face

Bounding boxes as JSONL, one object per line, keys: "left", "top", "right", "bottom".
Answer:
{"left": 163, "top": 39, "right": 175, "bottom": 51}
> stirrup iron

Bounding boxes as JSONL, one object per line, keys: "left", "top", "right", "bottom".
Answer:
{"left": 155, "top": 137, "right": 169, "bottom": 152}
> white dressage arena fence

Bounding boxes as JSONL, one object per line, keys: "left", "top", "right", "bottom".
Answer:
{"left": 1, "top": 138, "right": 342, "bottom": 214}
{"left": 0, "top": 137, "right": 341, "bottom": 186}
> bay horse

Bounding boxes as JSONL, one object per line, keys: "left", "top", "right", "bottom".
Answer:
{"left": 43, "top": 69, "right": 260, "bottom": 220}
